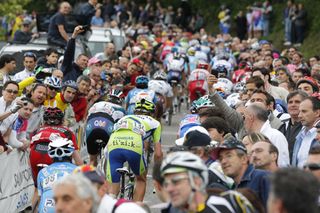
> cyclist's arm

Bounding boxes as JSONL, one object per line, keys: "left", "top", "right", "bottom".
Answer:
{"left": 152, "top": 124, "right": 163, "bottom": 161}
{"left": 72, "top": 150, "right": 83, "bottom": 165}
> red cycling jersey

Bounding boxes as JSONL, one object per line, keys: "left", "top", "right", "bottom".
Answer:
{"left": 29, "top": 125, "right": 78, "bottom": 184}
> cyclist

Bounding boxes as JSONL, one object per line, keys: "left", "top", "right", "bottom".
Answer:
{"left": 106, "top": 98, "right": 163, "bottom": 201}
{"left": 29, "top": 107, "right": 82, "bottom": 184}
{"left": 148, "top": 70, "right": 173, "bottom": 121}
{"left": 36, "top": 137, "right": 77, "bottom": 213}
{"left": 160, "top": 151, "right": 235, "bottom": 213}
{"left": 188, "top": 61, "right": 210, "bottom": 102}
{"left": 125, "top": 75, "right": 157, "bottom": 115}
{"left": 86, "top": 89, "right": 126, "bottom": 166}
{"left": 43, "top": 76, "right": 62, "bottom": 107}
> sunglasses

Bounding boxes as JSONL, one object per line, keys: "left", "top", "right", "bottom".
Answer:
{"left": 163, "top": 175, "right": 188, "bottom": 188}
{"left": 303, "top": 163, "right": 320, "bottom": 171}
{"left": 48, "top": 86, "right": 60, "bottom": 92}
{"left": 5, "top": 89, "right": 19, "bottom": 94}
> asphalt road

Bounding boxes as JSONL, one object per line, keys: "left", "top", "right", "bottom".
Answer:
{"left": 144, "top": 105, "right": 187, "bottom": 213}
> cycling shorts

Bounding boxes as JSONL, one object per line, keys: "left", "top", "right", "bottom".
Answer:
{"left": 30, "top": 141, "right": 53, "bottom": 185}
{"left": 106, "top": 130, "right": 146, "bottom": 183}
{"left": 188, "top": 80, "right": 206, "bottom": 102}
{"left": 167, "top": 70, "right": 182, "bottom": 84}
{"left": 86, "top": 112, "right": 115, "bottom": 155}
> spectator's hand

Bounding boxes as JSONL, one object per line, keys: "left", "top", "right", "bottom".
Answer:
{"left": 72, "top": 26, "right": 85, "bottom": 39}
{"left": 6, "top": 145, "right": 13, "bottom": 154}
{"left": 18, "top": 140, "right": 29, "bottom": 152}
{"left": 207, "top": 74, "right": 218, "bottom": 94}
{"left": 0, "top": 145, "right": 4, "bottom": 154}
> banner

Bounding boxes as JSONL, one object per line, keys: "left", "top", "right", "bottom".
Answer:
{"left": 0, "top": 150, "right": 34, "bottom": 213}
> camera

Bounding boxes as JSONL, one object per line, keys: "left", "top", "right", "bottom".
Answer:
{"left": 81, "top": 25, "right": 90, "bottom": 31}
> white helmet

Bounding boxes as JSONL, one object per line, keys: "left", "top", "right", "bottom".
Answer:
{"left": 213, "top": 78, "right": 233, "bottom": 96}
{"left": 195, "top": 51, "right": 208, "bottom": 63}
{"left": 48, "top": 137, "right": 74, "bottom": 159}
{"left": 167, "top": 59, "right": 184, "bottom": 71}
{"left": 44, "top": 76, "right": 62, "bottom": 89}
{"left": 153, "top": 70, "right": 168, "bottom": 80}
{"left": 225, "top": 93, "right": 241, "bottom": 108}
{"left": 161, "top": 151, "right": 208, "bottom": 187}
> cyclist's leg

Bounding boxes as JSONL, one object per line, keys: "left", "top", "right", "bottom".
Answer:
{"left": 134, "top": 171, "right": 147, "bottom": 201}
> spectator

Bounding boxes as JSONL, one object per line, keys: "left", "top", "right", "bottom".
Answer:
{"left": 47, "top": 1, "right": 71, "bottom": 47}
{"left": 296, "top": 76, "right": 319, "bottom": 96}
{"left": 91, "top": 8, "right": 104, "bottom": 27}
{"left": 293, "top": 3, "right": 307, "bottom": 46}
{"left": 235, "top": 11, "right": 247, "bottom": 41}
{"left": 304, "top": 144, "right": 320, "bottom": 181}
{"left": 262, "top": 0, "right": 272, "bottom": 37}
{"left": 242, "top": 132, "right": 270, "bottom": 156}
{"left": 244, "top": 104, "right": 289, "bottom": 167}
{"left": 268, "top": 168, "right": 319, "bottom": 213}
{"left": 53, "top": 173, "right": 100, "bottom": 213}
{"left": 71, "top": 75, "right": 91, "bottom": 122}
{"left": 0, "top": 54, "right": 16, "bottom": 89}
{"left": 12, "top": 19, "right": 37, "bottom": 43}
{"left": 251, "top": 141, "right": 279, "bottom": 172}
{"left": 95, "top": 42, "right": 116, "bottom": 62}
{"left": 284, "top": 0, "right": 293, "bottom": 45}
{"left": 78, "top": 0, "right": 102, "bottom": 26}
{"left": 279, "top": 91, "right": 308, "bottom": 161}
{"left": 52, "top": 69, "right": 64, "bottom": 81}
{"left": 291, "top": 68, "right": 304, "bottom": 83}
{"left": 214, "top": 138, "right": 270, "bottom": 207}
{"left": 201, "top": 116, "right": 232, "bottom": 143}
{"left": 13, "top": 52, "right": 37, "bottom": 82}
{"left": 0, "top": 81, "right": 22, "bottom": 122}
{"left": 292, "top": 97, "right": 320, "bottom": 167}
{"left": 61, "top": 26, "right": 89, "bottom": 81}
{"left": 102, "top": 0, "right": 115, "bottom": 21}
{"left": 37, "top": 48, "right": 59, "bottom": 69}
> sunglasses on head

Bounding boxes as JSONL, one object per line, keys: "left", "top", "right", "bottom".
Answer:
{"left": 303, "top": 163, "right": 320, "bottom": 171}
{"left": 24, "top": 52, "right": 37, "bottom": 59}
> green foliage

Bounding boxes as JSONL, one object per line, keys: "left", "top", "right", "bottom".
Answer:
{"left": 0, "top": 0, "right": 31, "bottom": 19}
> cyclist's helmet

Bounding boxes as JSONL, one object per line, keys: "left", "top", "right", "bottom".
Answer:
{"left": 43, "top": 107, "right": 64, "bottom": 125}
{"left": 134, "top": 98, "right": 155, "bottom": 114}
{"left": 161, "top": 151, "right": 209, "bottom": 187}
{"left": 44, "top": 76, "right": 62, "bottom": 89}
{"left": 193, "top": 95, "right": 214, "bottom": 110}
{"left": 107, "top": 89, "right": 124, "bottom": 105}
{"left": 212, "top": 64, "right": 228, "bottom": 78}
{"left": 187, "top": 47, "right": 196, "bottom": 56}
{"left": 220, "top": 190, "right": 256, "bottom": 213}
{"left": 135, "top": 75, "right": 149, "bottom": 89}
{"left": 153, "top": 70, "right": 168, "bottom": 81}
{"left": 48, "top": 137, "right": 74, "bottom": 160}
{"left": 63, "top": 80, "right": 78, "bottom": 90}
{"left": 197, "top": 61, "right": 209, "bottom": 70}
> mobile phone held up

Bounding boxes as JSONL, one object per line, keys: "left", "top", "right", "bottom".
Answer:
{"left": 82, "top": 25, "right": 90, "bottom": 31}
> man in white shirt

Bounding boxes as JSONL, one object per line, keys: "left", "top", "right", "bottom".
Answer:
{"left": 0, "top": 54, "right": 16, "bottom": 89}
{"left": 244, "top": 103, "right": 290, "bottom": 167}
{"left": 13, "top": 52, "right": 37, "bottom": 82}
{"left": 292, "top": 97, "right": 320, "bottom": 168}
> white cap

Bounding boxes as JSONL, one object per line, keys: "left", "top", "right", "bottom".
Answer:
{"left": 175, "top": 126, "right": 210, "bottom": 146}
{"left": 115, "top": 202, "right": 147, "bottom": 213}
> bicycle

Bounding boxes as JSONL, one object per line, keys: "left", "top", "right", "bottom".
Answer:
{"left": 96, "top": 139, "right": 106, "bottom": 173}
{"left": 116, "top": 167, "right": 135, "bottom": 200}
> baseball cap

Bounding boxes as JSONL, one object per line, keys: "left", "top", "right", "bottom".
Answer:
{"left": 175, "top": 126, "right": 209, "bottom": 146}
{"left": 183, "top": 130, "right": 211, "bottom": 147}
{"left": 297, "top": 76, "right": 319, "bottom": 92}
{"left": 211, "top": 138, "right": 247, "bottom": 160}
{"left": 88, "top": 57, "right": 101, "bottom": 66}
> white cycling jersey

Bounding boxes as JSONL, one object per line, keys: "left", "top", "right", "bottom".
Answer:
{"left": 148, "top": 80, "right": 174, "bottom": 98}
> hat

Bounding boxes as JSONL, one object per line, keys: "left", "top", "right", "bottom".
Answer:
{"left": 175, "top": 126, "right": 209, "bottom": 146}
{"left": 183, "top": 130, "right": 211, "bottom": 147}
{"left": 88, "top": 57, "right": 101, "bottom": 66}
{"left": 296, "top": 76, "right": 319, "bottom": 92}
{"left": 211, "top": 138, "right": 247, "bottom": 160}
{"left": 22, "top": 19, "right": 31, "bottom": 25}
{"left": 83, "top": 170, "right": 105, "bottom": 185}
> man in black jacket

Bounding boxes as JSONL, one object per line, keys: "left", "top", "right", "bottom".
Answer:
{"left": 61, "top": 26, "right": 89, "bottom": 82}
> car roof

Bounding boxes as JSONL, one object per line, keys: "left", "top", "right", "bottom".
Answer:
{"left": 87, "top": 27, "right": 125, "bottom": 42}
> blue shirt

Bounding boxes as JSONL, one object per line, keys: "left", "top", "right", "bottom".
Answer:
{"left": 237, "top": 164, "right": 270, "bottom": 208}
{"left": 37, "top": 162, "right": 77, "bottom": 213}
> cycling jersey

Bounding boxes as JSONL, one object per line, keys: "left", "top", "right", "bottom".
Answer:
{"left": 106, "top": 115, "right": 161, "bottom": 182}
{"left": 125, "top": 88, "right": 157, "bottom": 115}
{"left": 88, "top": 101, "right": 126, "bottom": 123}
{"left": 197, "top": 195, "right": 235, "bottom": 213}
{"left": 53, "top": 93, "right": 69, "bottom": 112}
{"left": 148, "top": 80, "right": 174, "bottom": 98}
{"left": 37, "top": 162, "right": 77, "bottom": 213}
{"left": 178, "top": 114, "right": 200, "bottom": 138}
{"left": 188, "top": 69, "right": 210, "bottom": 82}
{"left": 30, "top": 126, "right": 78, "bottom": 183}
